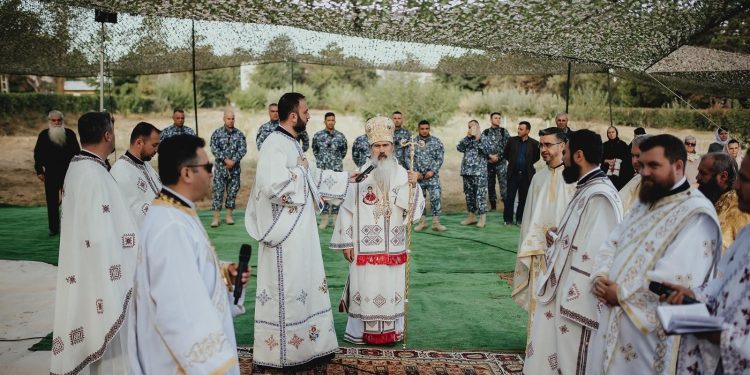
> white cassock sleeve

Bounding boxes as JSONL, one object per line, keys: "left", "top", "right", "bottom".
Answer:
{"left": 394, "top": 183, "right": 424, "bottom": 223}
{"left": 255, "top": 142, "right": 309, "bottom": 206}
{"left": 591, "top": 214, "right": 628, "bottom": 280}
{"left": 146, "top": 223, "right": 238, "bottom": 373}
{"left": 624, "top": 214, "right": 720, "bottom": 333}
{"left": 330, "top": 186, "right": 355, "bottom": 250}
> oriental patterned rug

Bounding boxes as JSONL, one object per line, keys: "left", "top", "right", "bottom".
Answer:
{"left": 238, "top": 346, "right": 525, "bottom": 375}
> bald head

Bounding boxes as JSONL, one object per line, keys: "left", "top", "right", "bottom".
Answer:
{"left": 223, "top": 109, "right": 235, "bottom": 129}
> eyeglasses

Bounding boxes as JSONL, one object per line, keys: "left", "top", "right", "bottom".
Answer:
{"left": 186, "top": 162, "right": 213, "bottom": 174}
{"left": 685, "top": 143, "right": 696, "bottom": 147}
{"left": 540, "top": 142, "right": 564, "bottom": 149}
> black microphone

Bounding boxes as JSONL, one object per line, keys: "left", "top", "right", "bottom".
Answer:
{"left": 355, "top": 164, "right": 376, "bottom": 183}
{"left": 648, "top": 281, "right": 699, "bottom": 304}
{"left": 233, "top": 244, "right": 252, "bottom": 305}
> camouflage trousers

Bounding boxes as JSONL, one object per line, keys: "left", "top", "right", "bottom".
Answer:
{"left": 487, "top": 161, "right": 508, "bottom": 206}
{"left": 419, "top": 177, "right": 442, "bottom": 217}
{"left": 322, "top": 202, "right": 340, "bottom": 215}
{"left": 462, "top": 175, "right": 488, "bottom": 215}
{"left": 212, "top": 166, "right": 241, "bottom": 210}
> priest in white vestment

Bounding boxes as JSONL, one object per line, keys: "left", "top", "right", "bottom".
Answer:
{"left": 524, "top": 129, "right": 624, "bottom": 375}
{"left": 330, "top": 116, "right": 424, "bottom": 345}
{"left": 245, "top": 93, "right": 356, "bottom": 368}
{"left": 51, "top": 112, "right": 138, "bottom": 375}
{"left": 512, "top": 127, "right": 574, "bottom": 326}
{"left": 110, "top": 122, "right": 162, "bottom": 226}
{"left": 130, "top": 135, "right": 248, "bottom": 374}
{"left": 589, "top": 134, "right": 722, "bottom": 375}
{"left": 618, "top": 134, "right": 650, "bottom": 214}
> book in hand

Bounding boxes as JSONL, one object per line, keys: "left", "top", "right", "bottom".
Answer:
{"left": 657, "top": 304, "right": 724, "bottom": 335}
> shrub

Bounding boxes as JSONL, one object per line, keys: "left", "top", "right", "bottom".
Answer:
{"left": 361, "top": 78, "right": 460, "bottom": 129}
{"left": 230, "top": 84, "right": 268, "bottom": 111}
{"left": 459, "top": 89, "right": 564, "bottom": 120}
{"left": 153, "top": 79, "right": 195, "bottom": 111}
{"left": 265, "top": 84, "right": 321, "bottom": 110}
{"left": 322, "top": 84, "right": 365, "bottom": 114}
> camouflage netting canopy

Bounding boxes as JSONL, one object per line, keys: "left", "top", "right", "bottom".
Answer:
{"left": 1, "top": 0, "right": 749, "bottom": 96}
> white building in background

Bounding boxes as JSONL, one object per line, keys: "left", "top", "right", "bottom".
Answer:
{"left": 64, "top": 80, "right": 97, "bottom": 96}
{"left": 240, "top": 64, "right": 257, "bottom": 91}
{"left": 376, "top": 70, "right": 433, "bottom": 83}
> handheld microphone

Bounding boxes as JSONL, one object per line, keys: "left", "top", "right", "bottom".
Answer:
{"left": 355, "top": 164, "right": 376, "bottom": 183}
{"left": 233, "top": 244, "right": 252, "bottom": 305}
{"left": 648, "top": 281, "right": 698, "bottom": 304}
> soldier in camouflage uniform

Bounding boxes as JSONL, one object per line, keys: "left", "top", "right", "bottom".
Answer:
{"left": 391, "top": 111, "right": 411, "bottom": 169}
{"left": 351, "top": 133, "right": 370, "bottom": 168}
{"left": 210, "top": 109, "right": 247, "bottom": 227}
{"left": 160, "top": 108, "right": 195, "bottom": 141}
{"left": 409, "top": 120, "right": 447, "bottom": 232}
{"left": 458, "top": 120, "right": 491, "bottom": 228}
{"left": 483, "top": 112, "right": 510, "bottom": 211}
{"left": 256, "top": 103, "right": 309, "bottom": 151}
{"left": 312, "top": 112, "right": 348, "bottom": 229}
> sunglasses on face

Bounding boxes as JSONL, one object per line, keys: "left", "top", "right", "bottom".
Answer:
{"left": 186, "top": 162, "right": 213, "bottom": 174}
{"left": 685, "top": 143, "right": 696, "bottom": 147}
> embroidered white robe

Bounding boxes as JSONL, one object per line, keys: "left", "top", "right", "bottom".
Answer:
{"left": 512, "top": 164, "right": 575, "bottom": 316}
{"left": 245, "top": 129, "right": 349, "bottom": 368}
{"left": 130, "top": 190, "right": 243, "bottom": 374}
{"left": 676, "top": 225, "right": 750, "bottom": 374}
{"left": 50, "top": 152, "right": 138, "bottom": 375}
{"left": 330, "top": 162, "right": 425, "bottom": 344}
{"left": 618, "top": 174, "right": 642, "bottom": 215}
{"left": 110, "top": 152, "right": 162, "bottom": 227}
{"left": 588, "top": 185, "right": 721, "bottom": 375}
{"left": 524, "top": 171, "right": 623, "bottom": 375}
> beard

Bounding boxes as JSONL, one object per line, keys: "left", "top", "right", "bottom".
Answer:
{"left": 369, "top": 153, "right": 398, "bottom": 195}
{"left": 697, "top": 176, "right": 725, "bottom": 203}
{"left": 48, "top": 126, "right": 66, "bottom": 146}
{"left": 639, "top": 174, "right": 675, "bottom": 205}
{"left": 562, "top": 161, "right": 580, "bottom": 184}
{"left": 140, "top": 151, "right": 154, "bottom": 162}
{"left": 293, "top": 113, "right": 307, "bottom": 133}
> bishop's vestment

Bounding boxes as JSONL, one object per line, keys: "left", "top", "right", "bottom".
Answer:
{"left": 512, "top": 164, "right": 574, "bottom": 324}
{"left": 50, "top": 150, "right": 138, "bottom": 375}
{"left": 330, "top": 162, "right": 425, "bottom": 344}
{"left": 245, "top": 127, "right": 349, "bottom": 368}
{"left": 110, "top": 151, "right": 161, "bottom": 226}
{"left": 130, "top": 188, "right": 244, "bottom": 374}
{"left": 588, "top": 180, "right": 721, "bottom": 375}
{"left": 524, "top": 169, "right": 623, "bottom": 375}
{"left": 618, "top": 173, "right": 642, "bottom": 215}
{"left": 676, "top": 225, "right": 750, "bottom": 374}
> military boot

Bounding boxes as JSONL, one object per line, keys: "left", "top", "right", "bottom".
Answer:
{"left": 432, "top": 216, "right": 447, "bottom": 232}
{"left": 476, "top": 214, "right": 487, "bottom": 228}
{"left": 211, "top": 210, "right": 220, "bottom": 228}
{"left": 460, "top": 212, "right": 477, "bottom": 225}
{"left": 318, "top": 214, "right": 329, "bottom": 230}
{"left": 413, "top": 217, "right": 427, "bottom": 232}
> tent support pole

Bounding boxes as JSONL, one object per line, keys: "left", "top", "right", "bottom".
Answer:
{"left": 607, "top": 69, "right": 613, "bottom": 127}
{"left": 192, "top": 20, "right": 199, "bottom": 136}
{"left": 565, "top": 62, "right": 572, "bottom": 114}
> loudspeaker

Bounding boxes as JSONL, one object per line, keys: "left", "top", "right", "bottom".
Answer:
{"left": 94, "top": 10, "right": 117, "bottom": 24}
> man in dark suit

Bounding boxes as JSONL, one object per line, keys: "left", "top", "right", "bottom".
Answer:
{"left": 34, "top": 110, "right": 80, "bottom": 235}
{"left": 503, "top": 121, "right": 540, "bottom": 226}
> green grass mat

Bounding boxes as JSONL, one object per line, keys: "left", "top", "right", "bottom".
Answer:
{"left": 2, "top": 207, "right": 526, "bottom": 351}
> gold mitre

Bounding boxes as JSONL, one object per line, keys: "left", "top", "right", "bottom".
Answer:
{"left": 365, "top": 116, "right": 395, "bottom": 145}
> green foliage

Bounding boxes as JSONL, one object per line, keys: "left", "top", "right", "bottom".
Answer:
{"left": 459, "top": 89, "right": 564, "bottom": 120}
{"left": 197, "top": 67, "right": 239, "bottom": 108}
{"left": 230, "top": 84, "right": 267, "bottom": 111}
{"left": 265, "top": 84, "right": 321, "bottom": 110}
{"left": 321, "top": 84, "right": 365, "bottom": 113}
{"left": 251, "top": 62, "right": 301, "bottom": 90}
{"left": 0, "top": 93, "right": 99, "bottom": 114}
{"left": 153, "top": 77, "right": 194, "bottom": 111}
{"left": 435, "top": 73, "right": 488, "bottom": 92}
{"left": 361, "top": 78, "right": 460, "bottom": 129}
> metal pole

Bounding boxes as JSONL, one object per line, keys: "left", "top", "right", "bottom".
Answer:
{"left": 99, "top": 23, "right": 105, "bottom": 111}
{"left": 607, "top": 69, "right": 613, "bottom": 127}
{"left": 565, "top": 62, "right": 572, "bottom": 114}
{"left": 290, "top": 61, "right": 294, "bottom": 91}
{"left": 192, "top": 20, "right": 199, "bottom": 136}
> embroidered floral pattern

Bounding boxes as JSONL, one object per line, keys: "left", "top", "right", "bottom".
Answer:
{"left": 184, "top": 332, "right": 228, "bottom": 365}
{"left": 296, "top": 289, "right": 308, "bottom": 304}
{"left": 288, "top": 334, "right": 304, "bottom": 349}
{"left": 96, "top": 299, "right": 103, "bottom": 314}
{"left": 319, "top": 279, "right": 328, "bottom": 294}
{"left": 256, "top": 289, "right": 272, "bottom": 306}
{"left": 69, "top": 327, "right": 85, "bottom": 345}
{"left": 52, "top": 336, "right": 64, "bottom": 355}
{"left": 265, "top": 335, "right": 279, "bottom": 350}
{"left": 373, "top": 294, "right": 387, "bottom": 308}
{"left": 65, "top": 275, "right": 76, "bottom": 284}
{"left": 109, "top": 264, "right": 122, "bottom": 281}
{"left": 308, "top": 325, "right": 320, "bottom": 342}
{"left": 102, "top": 204, "right": 110, "bottom": 213}
{"left": 121, "top": 233, "right": 136, "bottom": 248}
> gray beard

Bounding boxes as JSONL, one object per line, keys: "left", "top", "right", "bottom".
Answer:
{"left": 48, "top": 126, "right": 66, "bottom": 146}
{"left": 369, "top": 154, "right": 399, "bottom": 195}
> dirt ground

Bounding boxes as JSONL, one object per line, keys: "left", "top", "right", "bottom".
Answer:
{"left": 0, "top": 109, "right": 717, "bottom": 211}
